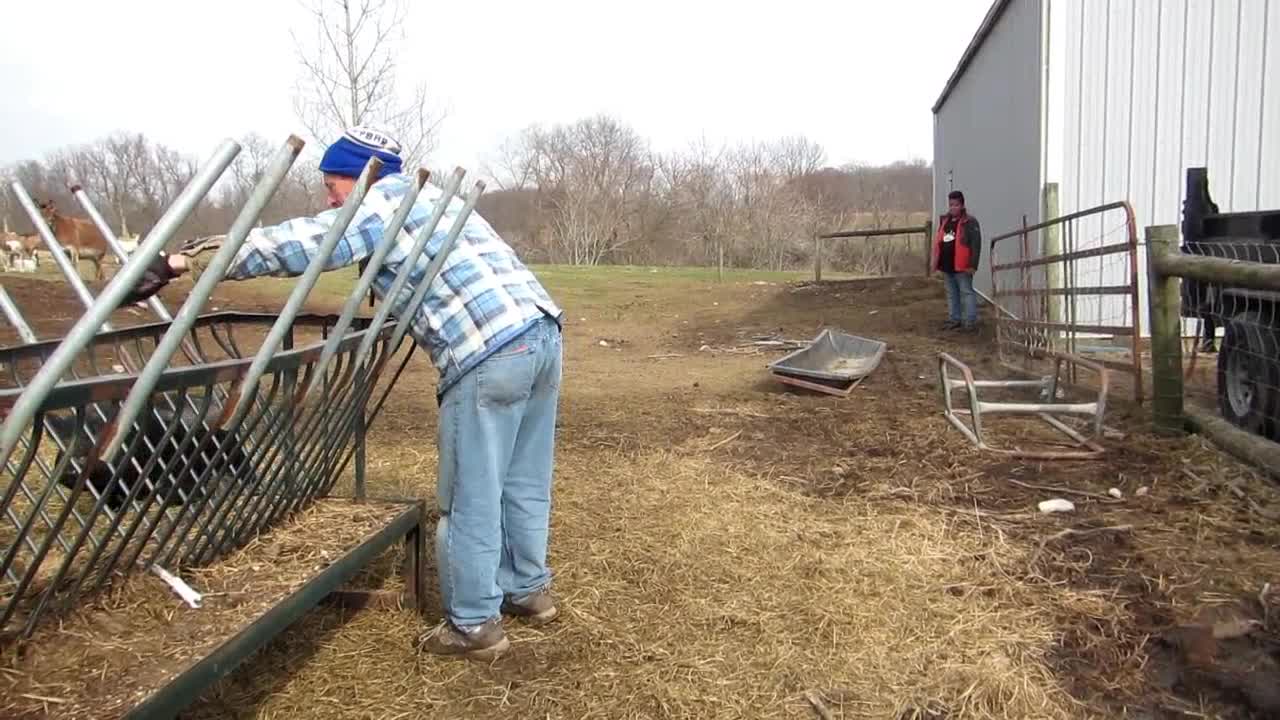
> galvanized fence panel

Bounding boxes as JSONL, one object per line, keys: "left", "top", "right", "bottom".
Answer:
{"left": 988, "top": 202, "right": 1144, "bottom": 403}
{"left": 0, "top": 134, "right": 483, "bottom": 640}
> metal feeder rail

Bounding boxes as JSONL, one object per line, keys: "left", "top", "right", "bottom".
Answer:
{"left": 0, "top": 133, "right": 485, "bottom": 717}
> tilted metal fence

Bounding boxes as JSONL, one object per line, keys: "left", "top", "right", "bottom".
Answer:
{"left": 988, "top": 202, "right": 1144, "bottom": 403}
{"left": 0, "top": 134, "right": 484, "bottom": 640}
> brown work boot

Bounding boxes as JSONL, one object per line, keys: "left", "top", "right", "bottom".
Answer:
{"left": 414, "top": 618, "right": 510, "bottom": 661}
{"left": 501, "top": 588, "right": 558, "bottom": 626}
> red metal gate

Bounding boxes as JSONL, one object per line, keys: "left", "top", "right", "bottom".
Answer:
{"left": 988, "top": 201, "right": 1143, "bottom": 403}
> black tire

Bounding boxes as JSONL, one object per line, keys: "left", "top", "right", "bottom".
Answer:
{"left": 1216, "top": 311, "right": 1280, "bottom": 440}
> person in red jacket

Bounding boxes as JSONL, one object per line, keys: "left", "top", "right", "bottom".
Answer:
{"left": 932, "top": 190, "right": 982, "bottom": 332}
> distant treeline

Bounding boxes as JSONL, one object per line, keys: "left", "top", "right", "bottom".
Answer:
{"left": 2, "top": 115, "right": 932, "bottom": 273}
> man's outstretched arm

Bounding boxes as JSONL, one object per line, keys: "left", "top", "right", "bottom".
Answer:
{"left": 179, "top": 204, "right": 388, "bottom": 281}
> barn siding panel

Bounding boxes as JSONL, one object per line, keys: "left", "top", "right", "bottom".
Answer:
{"left": 931, "top": 0, "right": 1045, "bottom": 297}
{"left": 1049, "top": 0, "right": 1278, "bottom": 336}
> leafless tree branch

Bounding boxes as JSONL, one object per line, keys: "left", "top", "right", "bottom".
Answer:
{"left": 290, "top": 0, "right": 445, "bottom": 170}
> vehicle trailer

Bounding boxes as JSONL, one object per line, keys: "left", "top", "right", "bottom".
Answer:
{"left": 1180, "top": 167, "right": 1280, "bottom": 441}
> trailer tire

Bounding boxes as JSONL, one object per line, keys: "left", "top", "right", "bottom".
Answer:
{"left": 1217, "top": 312, "right": 1280, "bottom": 440}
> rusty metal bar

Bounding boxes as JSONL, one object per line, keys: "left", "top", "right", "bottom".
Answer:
{"left": 991, "top": 241, "right": 1134, "bottom": 272}
{"left": 995, "top": 284, "right": 1134, "bottom": 297}
{"left": 1005, "top": 319, "right": 1135, "bottom": 336}
{"left": 988, "top": 200, "right": 1133, "bottom": 243}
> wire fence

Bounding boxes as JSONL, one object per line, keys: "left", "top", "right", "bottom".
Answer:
{"left": 988, "top": 202, "right": 1143, "bottom": 403}
{"left": 0, "top": 134, "right": 485, "bottom": 641}
{"left": 1178, "top": 237, "right": 1280, "bottom": 430}
{"left": 1159, "top": 167, "right": 1280, "bottom": 448}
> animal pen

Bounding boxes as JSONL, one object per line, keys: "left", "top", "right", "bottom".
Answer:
{"left": 0, "top": 135, "right": 482, "bottom": 718}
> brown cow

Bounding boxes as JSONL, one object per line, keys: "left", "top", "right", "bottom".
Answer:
{"left": 37, "top": 198, "right": 108, "bottom": 281}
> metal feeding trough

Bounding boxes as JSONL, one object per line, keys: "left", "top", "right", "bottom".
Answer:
{"left": 767, "top": 328, "right": 886, "bottom": 397}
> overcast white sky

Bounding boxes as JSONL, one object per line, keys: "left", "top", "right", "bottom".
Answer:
{"left": 0, "top": 0, "right": 992, "bottom": 177}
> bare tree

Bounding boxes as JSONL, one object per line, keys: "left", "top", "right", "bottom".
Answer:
{"left": 500, "top": 116, "right": 655, "bottom": 265}
{"left": 0, "top": 117, "right": 933, "bottom": 272}
{"left": 291, "top": 0, "right": 445, "bottom": 168}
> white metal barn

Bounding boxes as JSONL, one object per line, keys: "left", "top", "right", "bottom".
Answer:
{"left": 932, "top": 0, "right": 1280, "bottom": 334}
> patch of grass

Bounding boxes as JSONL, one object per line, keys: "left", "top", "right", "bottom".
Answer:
{"left": 233, "top": 266, "right": 363, "bottom": 306}
{"left": 529, "top": 263, "right": 821, "bottom": 286}
{"left": 209, "top": 263, "right": 834, "bottom": 310}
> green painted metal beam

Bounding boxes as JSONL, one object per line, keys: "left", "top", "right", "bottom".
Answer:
{"left": 122, "top": 500, "right": 425, "bottom": 720}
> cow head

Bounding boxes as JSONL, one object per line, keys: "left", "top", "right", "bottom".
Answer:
{"left": 36, "top": 200, "right": 58, "bottom": 226}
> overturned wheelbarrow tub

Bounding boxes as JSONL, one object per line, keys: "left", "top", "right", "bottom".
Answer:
{"left": 0, "top": 135, "right": 485, "bottom": 719}
{"left": 766, "top": 328, "right": 887, "bottom": 397}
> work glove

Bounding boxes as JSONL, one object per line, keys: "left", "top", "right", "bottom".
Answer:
{"left": 118, "top": 235, "right": 227, "bottom": 306}
{"left": 120, "top": 252, "right": 178, "bottom": 305}
{"left": 176, "top": 235, "right": 225, "bottom": 283}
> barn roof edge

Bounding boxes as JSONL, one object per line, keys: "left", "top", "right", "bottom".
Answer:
{"left": 931, "top": 0, "right": 1018, "bottom": 114}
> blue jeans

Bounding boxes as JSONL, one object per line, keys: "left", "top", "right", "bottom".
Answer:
{"left": 435, "top": 316, "right": 562, "bottom": 627}
{"left": 943, "top": 271, "right": 978, "bottom": 326}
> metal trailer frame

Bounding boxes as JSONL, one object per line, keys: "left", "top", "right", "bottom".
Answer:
{"left": 0, "top": 133, "right": 484, "bottom": 717}
{"left": 938, "top": 352, "right": 1109, "bottom": 460}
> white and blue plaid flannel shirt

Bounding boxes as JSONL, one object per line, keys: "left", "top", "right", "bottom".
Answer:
{"left": 222, "top": 173, "right": 562, "bottom": 396}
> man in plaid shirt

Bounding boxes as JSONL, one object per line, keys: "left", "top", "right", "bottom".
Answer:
{"left": 158, "top": 127, "right": 564, "bottom": 660}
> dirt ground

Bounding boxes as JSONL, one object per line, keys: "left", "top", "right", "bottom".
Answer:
{"left": 1, "top": 267, "right": 1279, "bottom": 719}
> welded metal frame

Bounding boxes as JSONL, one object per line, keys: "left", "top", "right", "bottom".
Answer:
{"left": 0, "top": 131, "right": 486, "bottom": 715}
{"left": 988, "top": 201, "right": 1143, "bottom": 403}
{"left": 938, "top": 352, "right": 1109, "bottom": 460}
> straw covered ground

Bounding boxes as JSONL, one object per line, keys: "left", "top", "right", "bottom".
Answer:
{"left": 1, "top": 266, "right": 1278, "bottom": 719}
{"left": 0, "top": 500, "right": 413, "bottom": 720}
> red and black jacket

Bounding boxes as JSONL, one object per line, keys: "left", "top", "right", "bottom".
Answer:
{"left": 931, "top": 212, "right": 982, "bottom": 273}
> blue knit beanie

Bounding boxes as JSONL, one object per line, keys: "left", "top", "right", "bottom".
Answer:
{"left": 319, "top": 126, "right": 403, "bottom": 179}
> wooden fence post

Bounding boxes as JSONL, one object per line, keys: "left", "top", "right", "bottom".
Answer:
{"left": 1146, "top": 224, "right": 1184, "bottom": 435}
{"left": 1042, "top": 183, "right": 1062, "bottom": 327}
{"left": 813, "top": 234, "right": 823, "bottom": 282}
{"left": 922, "top": 219, "right": 933, "bottom": 277}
